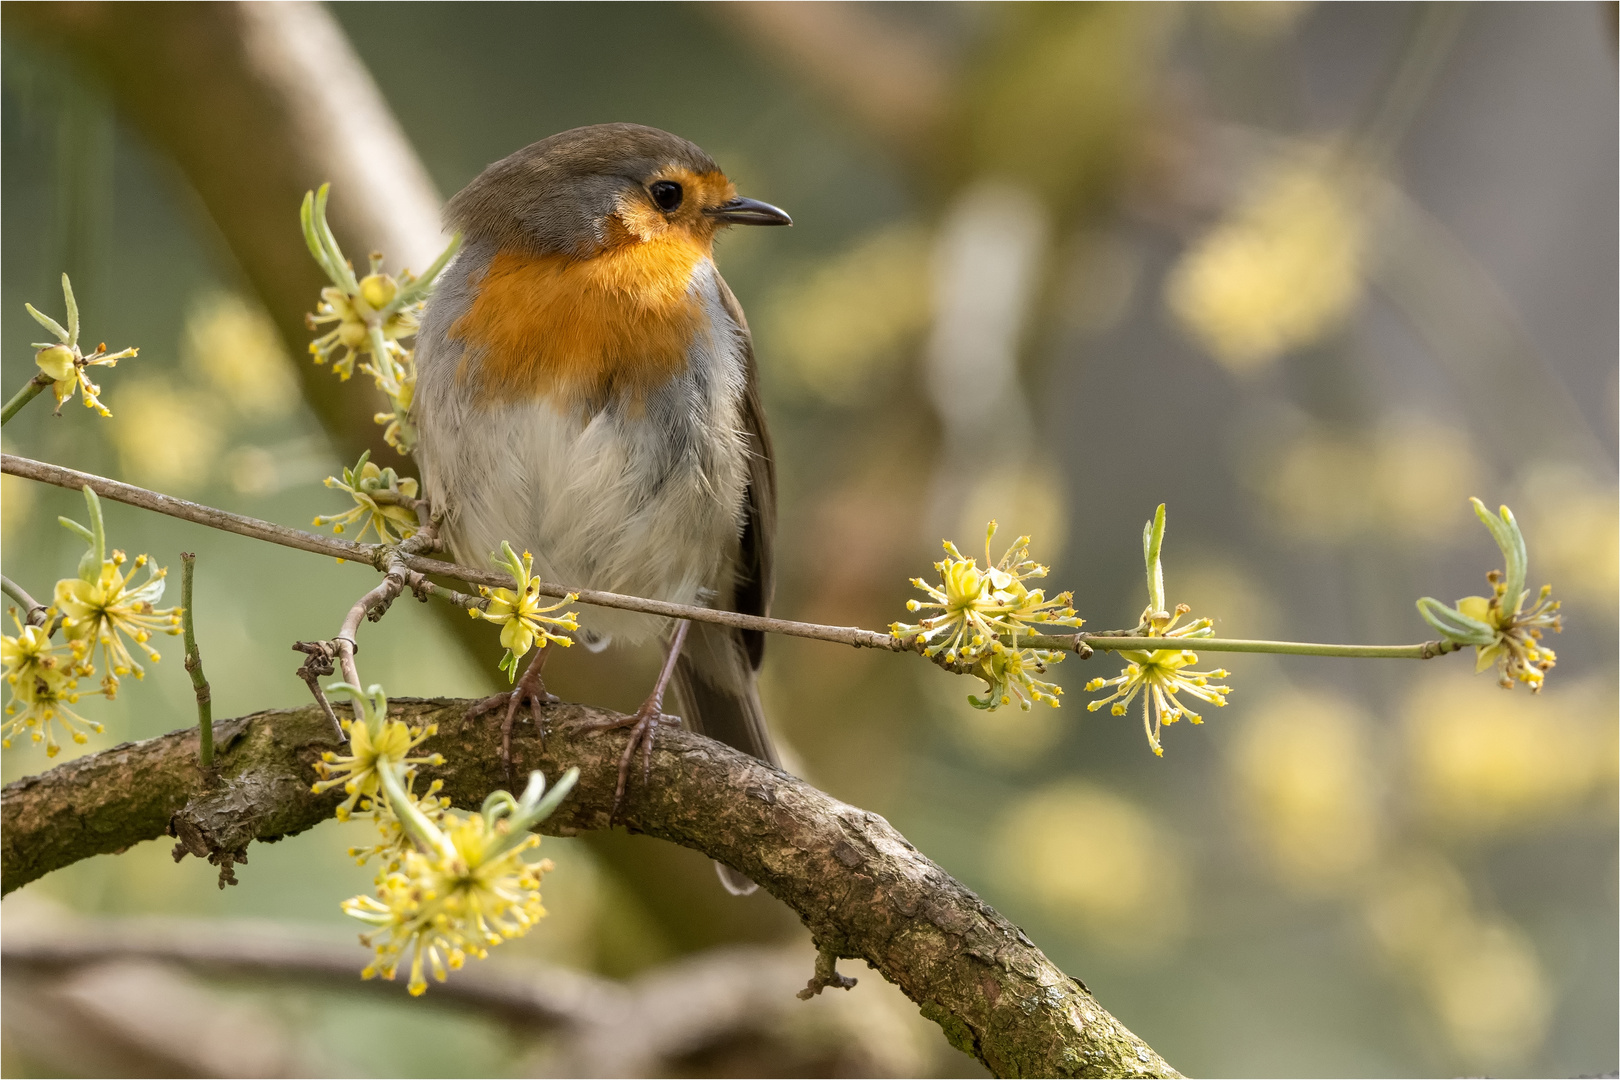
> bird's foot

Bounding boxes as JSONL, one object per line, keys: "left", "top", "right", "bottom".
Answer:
{"left": 467, "top": 662, "right": 559, "bottom": 780}
{"left": 576, "top": 697, "right": 680, "bottom": 820}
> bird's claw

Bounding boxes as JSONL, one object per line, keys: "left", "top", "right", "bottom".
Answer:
{"left": 467, "top": 668, "right": 558, "bottom": 780}
{"left": 578, "top": 703, "right": 679, "bottom": 821}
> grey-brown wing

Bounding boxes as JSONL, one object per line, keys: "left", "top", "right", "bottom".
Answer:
{"left": 676, "top": 278, "right": 781, "bottom": 895}
{"left": 717, "top": 276, "right": 775, "bottom": 668}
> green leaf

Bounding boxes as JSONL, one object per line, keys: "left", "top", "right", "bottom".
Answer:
{"left": 312, "top": 184, "right": 360, "bottom": 293}
{"left": 1142, "top": 503, "right": 1167, "bottom": 614}
{"left": 57, "top": 516, "right": 95, "bottom": 546}
{"left": 1469, "top": 497, "right": 1528, "bottom": 614}
{"left": 60, "top": 274, "right": 79, "bottom": 346}
{"left": 25, "top": 302, "right": 70, "bottom": 344}
{"left": 301, "top": 184, "right": 356, "bottom": 291}
{"left": 1416, "top": 596, "right": 1497, "bottom": 645}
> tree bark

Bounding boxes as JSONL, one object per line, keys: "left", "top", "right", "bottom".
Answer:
{"left": 2, "top": 698, "right": 1180, "bottom": 1079}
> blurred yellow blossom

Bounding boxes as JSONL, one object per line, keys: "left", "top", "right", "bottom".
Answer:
{"left": 1208, "top": 1, "right": 1313, "bottom": 39}
{"left": 108, "top": 379, "right": 223, "bottom": 492}
{"left": 0, "top": 463, "right": 33, "bottom": 545}
{"left": 760, "top": 225, "right": 930, "bottom": 405}
{"left": 1229, "top": 689, "right": 1378, "bottom": 891}
{"left": 992, "top": 782, "right": 1186, "bottom": 953}
{"left": 183, "top": 291, "right": 298, "bottom": 418}
{"left": 1405, "top": 671, "right": 1616, "bottom": 835}
{"left": 1257, "top": 419, "right": 1481, "bottom": 544}
{"left": 1166, "top": 148, "right": 1366, "bottom": 372}
{"left": 1517, "top": 465, "right": 1619, "bottom": 609}
{"left": 1361, "top": 854, "right": 1550, "bottom": 1071}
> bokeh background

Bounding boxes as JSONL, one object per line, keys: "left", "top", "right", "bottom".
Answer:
{"left": 2, "top": 3, "right": 1615, "bottom": 1076}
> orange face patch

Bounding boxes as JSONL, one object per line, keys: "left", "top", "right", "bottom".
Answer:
{"left": 451, "top": 169, "right": 736, "bottom": 411}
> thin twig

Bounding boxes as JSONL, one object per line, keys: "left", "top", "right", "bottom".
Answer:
{"left": 330, "top": 521, "right": 443, "bottom": 718}
{"left": 1025, "top": 633, "right": 1466, "bottom": 660}
{"left": 0, "top": 374, "right": 51, "bottom": 426}
{"left": 3, "top": 453, "right": 901, "bottom": 648}
{"left": 1, "top": 575, "right": 49, "bottom": 628}
{"left": 4, "top": 453, "right": 1470, "bottom": 665}
{"left": 291, "top": 641, "right": 342, "bottom": 738}
{"left": 179, "top": 554, "right": 214, "bottom": 769}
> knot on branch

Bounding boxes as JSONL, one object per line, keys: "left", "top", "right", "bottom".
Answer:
{"left": 168, "top": 817, "right": 248, "bottom": 888}
{"left": 797, "top": 944, "right": 858, "bottom": 1000}
{"left": 166, "top": 767, "right": 320, "bottom": 889}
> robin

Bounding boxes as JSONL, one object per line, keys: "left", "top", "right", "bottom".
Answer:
{"left": 412, "top": 124, "right": 791, "bottom": 894}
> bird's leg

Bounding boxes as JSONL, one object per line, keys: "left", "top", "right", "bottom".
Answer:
{"left": 578, "top": 619, "right": 690, "bottom": 818}
{"left": 466, "top": 642, "right": 558, "bottom": 778}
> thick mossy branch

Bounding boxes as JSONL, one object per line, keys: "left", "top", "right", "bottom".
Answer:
{"left": 2, "top": 699, "right": 1177, "bottom": 1079}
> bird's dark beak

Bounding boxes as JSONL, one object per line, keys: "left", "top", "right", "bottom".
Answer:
{"left": 706, "top": 196, "right": 792, "bottom": 226}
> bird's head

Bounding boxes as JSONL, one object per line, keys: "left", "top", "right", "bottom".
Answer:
{"left": 445, "top": 123, "right": 790, "bottom": 260}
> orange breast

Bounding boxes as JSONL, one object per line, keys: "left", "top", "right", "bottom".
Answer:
{"left": 451, "top": 233, "right": 711, "bottom": 410}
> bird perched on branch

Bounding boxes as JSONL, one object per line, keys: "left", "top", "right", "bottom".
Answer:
{"left": 413, "top": 124, "right": 791, "bottom": 894}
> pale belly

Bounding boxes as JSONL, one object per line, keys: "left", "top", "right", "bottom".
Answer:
{"left": 414, "top": 256, "right": 751, "bottom": 645}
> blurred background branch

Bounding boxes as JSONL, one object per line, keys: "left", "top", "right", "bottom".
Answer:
{"left": 2, "top": 914, "right": 960, "bottom": 1077}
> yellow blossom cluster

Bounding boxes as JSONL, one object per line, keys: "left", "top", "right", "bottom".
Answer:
{"left": 301, "top": 183, "right": 459, "bottom": 456}
{"left": 893, "top": 522, "right": 1084, "bottom": 712}
{"left": 469, "top": 542, "right": 579, "bottom": 681}
{"left": 1, "top": 612, "right": 104, "bottom": 755}
{"left": 1085, "top": 505, "right": 1233, "bottom": 756}
{"left": 22, "top": 273, "right": 139, "bottom": 418}
{"left": 2, "top": 487, "right": 179, "bottom": 755}
{"left": 323, "top": 686, "right": 577, "bottom": 997}
{"left": 1085, "top": 604, "right": 1233, "bottom": 758}
{"left": 312, "top": 450, "right": 422, "bottom": 545}
{"left": 1418, "top": 499, "right": 1561, "bottom": 691}
{"left": 311, "top": 683, "right": 445, "bottom": 823}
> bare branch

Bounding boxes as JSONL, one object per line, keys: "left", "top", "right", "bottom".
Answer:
{"left": 1, "top": 699, "right": 1180, "bottom": 1078}
{"left": 1, "top": 574, "right": 50, "bottom": 628}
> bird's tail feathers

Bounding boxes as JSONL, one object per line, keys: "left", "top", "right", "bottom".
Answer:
{"left": 672, "top": 619, "right": 778, "bottom": 896}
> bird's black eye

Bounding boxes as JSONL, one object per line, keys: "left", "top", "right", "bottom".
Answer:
{"left": 649, "top": 180, "right": 683, "bottom": 212}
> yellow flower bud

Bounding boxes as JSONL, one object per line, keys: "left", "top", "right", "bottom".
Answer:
{"left": 35, "top": 344, "right": 75, "bottom": 382}
{"left": 360, "top": 273, "right": 399, "bottom": 310}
